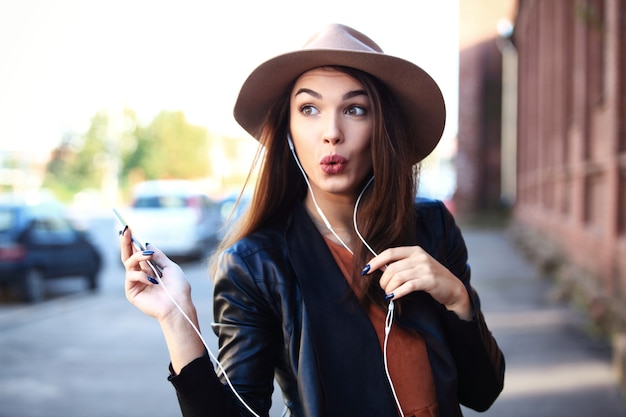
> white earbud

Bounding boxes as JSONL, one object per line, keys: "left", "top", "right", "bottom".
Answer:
{"left": 287, "top": 132, "right": 295, "bottom": 150}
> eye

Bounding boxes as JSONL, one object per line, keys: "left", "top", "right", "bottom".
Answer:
{"left": 345, "top": 105, "right": 367, "bottom": 116}
{"left": 300, "top": 105, "right": 319, "bottom": 116}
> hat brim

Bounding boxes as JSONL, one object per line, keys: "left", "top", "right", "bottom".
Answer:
{"left": 233, "top": 49, "right": 446, "bottom": 163}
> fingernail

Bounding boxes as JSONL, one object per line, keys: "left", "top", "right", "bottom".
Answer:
{"left": 142, "top": 250, "right": 154, "bottom": 256}
{"left": 384, "top": 293, "right": 395, "bottom": 301}
{"left": 147, "top": 276, "right": 159, "bottom": 285}
{"left": 360, "top": 265, "right": 371, "bottom": 276}
{"left": 119, "top": 225, "right": 128, "bottom": 236}
{"left": 145, "top": 242, "right": 150, "bottom": 248}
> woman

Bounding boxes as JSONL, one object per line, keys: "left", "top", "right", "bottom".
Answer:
{"left": 121, "top": 24, "right": 505, "bottom": 417}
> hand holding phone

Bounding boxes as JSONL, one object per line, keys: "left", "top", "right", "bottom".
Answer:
{"left": 113, "top": 208, "right": 163, "bottom": 279}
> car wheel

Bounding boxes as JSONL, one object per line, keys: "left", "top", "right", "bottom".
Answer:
{"left": 86, "top": 275, "right": 98, "bottom": 291}
{"left": 23, "top": 268, "right": 46, "bottom": 303}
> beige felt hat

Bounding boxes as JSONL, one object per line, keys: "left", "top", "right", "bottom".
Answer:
{"left": 233, "top": 23, "right": 446, "bottom": 163}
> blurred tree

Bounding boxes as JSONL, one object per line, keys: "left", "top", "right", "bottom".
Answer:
{"left": 43, "top": 108, "right": 209, "bottom": 202}
{"left": 124, "top": 111, "right": 209, "bottom": 181}
{"left": 43, "top": 111, "right": 112, "bottom": 201}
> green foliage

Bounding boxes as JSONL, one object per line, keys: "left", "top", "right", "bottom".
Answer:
{"left": 43, "top": 111, "right": 112, "bottom": 201}
{"left": 123, "top": 111, "right": 209, "bottom": 181}
{"left": 43, "top": 108, "right": 210, "bottom": 202}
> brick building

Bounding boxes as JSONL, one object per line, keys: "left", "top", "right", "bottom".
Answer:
{"left": 456, "top": 0, "right": 517, "bottom": 212}
{"left": 511, "top": 0, "right": 626, "bottom": 388}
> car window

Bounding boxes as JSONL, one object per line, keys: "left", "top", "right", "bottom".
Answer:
{"left": 0, "top": 208, "right": 15, "bottom": 233}
{"left": 30, "top": 215, "right": 76, "bottom": 243}
{"left": 201, "top": 195, "right": 218, "bottom": 209}
{"left": 133, "top": 196, "right": 188, "bottom": 209}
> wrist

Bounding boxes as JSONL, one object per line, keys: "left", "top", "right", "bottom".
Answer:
{"left": 159, "top": 303, "right": 205, "bottom": 374}
{"left": 445, "top": 284, "right": 473, "bottom": 321}
{"left": 160, "top": 302, "right": 199, "bottom": 331}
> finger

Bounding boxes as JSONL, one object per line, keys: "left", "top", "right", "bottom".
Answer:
{"left": 364, "top": 247, "right": 412, "bottom": 274}
{"left": 379, "top": 263, "right": 421, "bottom": 294}
{"left": 124, "top": 248, "right": 158, "bottom": 274}
{"left": 119, "top": 226, "right": 135, "bottom": 261}
{"left": 377, "top": 258, "right": 403, "bottom": 289}
{"left": 379, "top": 250, "right": 437, "bottom": 297}
{"left": 125, "top": 269, "right": 151, "bottom": 287}
{"left": 124, "top": 270, "right": 160, "bottom": 304}
{"left": 379, "top": 248, "right": 433, "bottom": 288}
{"left": 146, "top": 243, "right": 174, "bottom": 269}
{"left": 382, "top": 278, "right": 425, "bottom": 301}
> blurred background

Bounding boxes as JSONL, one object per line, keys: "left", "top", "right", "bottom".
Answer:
{"left": 1, "top": 0, "right": 625, "bottom": 416}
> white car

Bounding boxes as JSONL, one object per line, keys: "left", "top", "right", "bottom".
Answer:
{"left": 122, "top": 180, "right": 222, "bottom": 259}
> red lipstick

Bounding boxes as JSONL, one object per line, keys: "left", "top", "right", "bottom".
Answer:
{"left": 320, "top": 155, "right": 348, "bottom": 174}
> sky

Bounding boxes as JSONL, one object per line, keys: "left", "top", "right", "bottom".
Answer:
{"left": 0, "top": 0, "right": 459, "bottom": 155}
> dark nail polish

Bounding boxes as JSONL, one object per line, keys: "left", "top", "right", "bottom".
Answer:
{"left": 384, "top": 293, "right": 395, "bottom": 301}
{"left": 360, "top": 264, "right": 371, "bottom": 276}
{"left": 142, "top": 250, "right": 154, "bottom": 256}
{"left": 120, "top": 225, "right": 128, "bottom": 236}
{"left": 147, "top": 276, "right": 159, "bottom": 285}
{"left": 145, "top": 242, "right": 150, "bottom": 248}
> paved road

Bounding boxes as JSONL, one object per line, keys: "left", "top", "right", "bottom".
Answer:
{"left": 0, "top": 215, "right": 216, "bottom": 417}
{"left": 461, "top": 228, "right": 626, "bottom": 417}
{"left": 1, "top": 214, "right": 625, "bottom": 416}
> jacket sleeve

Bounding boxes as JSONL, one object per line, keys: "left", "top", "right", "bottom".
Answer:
{"left": 211, "top": 248, "right": 281, "bottom": 416}
{"left": 168, "top": 246, "right": 280, "bottom": 417}
{"left": 434, "top": 201, "right": 506, "bottom": 411}
{"left": 168, "top": 354, "right": 238, "bottom": 417}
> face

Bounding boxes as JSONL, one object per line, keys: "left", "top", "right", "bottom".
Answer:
{"left": 289, "top": 67, "right": 373, "bottom": 201}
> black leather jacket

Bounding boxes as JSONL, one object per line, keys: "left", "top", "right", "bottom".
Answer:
{"left": 169, "top": 199, "right": 505, "bottom": 417}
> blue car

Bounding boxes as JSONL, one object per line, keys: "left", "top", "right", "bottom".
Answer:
{"left": 0, "top": 200, "right": 102, "bottom": 302}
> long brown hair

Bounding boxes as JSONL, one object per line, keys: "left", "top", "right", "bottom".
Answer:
{"left": 213, "top": 66, "right": 420, "bottom": 308}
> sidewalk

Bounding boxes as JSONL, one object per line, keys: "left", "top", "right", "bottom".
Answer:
{"left": 460, "top": 227, "right": 626, "bottom": 417}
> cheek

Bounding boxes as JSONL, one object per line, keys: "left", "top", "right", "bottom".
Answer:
{"left": 290, "top": 134, "right": 318, "bottom": 171}
{"left": 355, "top": 134, "right": 373, "bottom": 167}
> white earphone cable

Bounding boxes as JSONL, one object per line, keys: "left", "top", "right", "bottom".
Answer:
{"left": 154, "top": 274, "right": 261, "bottom": 417}
{"left": 289, "top": 134, "right": 404, "bottom": 416}
{"left": 383, "top": 300, "right": 401, "bottom": 415}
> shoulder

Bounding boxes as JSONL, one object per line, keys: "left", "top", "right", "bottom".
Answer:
{"left": 413, "top": 197, "right": 467, "bottom": 265}
{"left": 216, "top": 222, "right": 291, "bottom": 288}
{"left": 414, "top": 196, "right": 451, "bottom": 212}
{"left": 225, "top": 224, "right": 287, "bottom": 259}
{"left": 414, "top": 197, "right": 456, "bottom": 231}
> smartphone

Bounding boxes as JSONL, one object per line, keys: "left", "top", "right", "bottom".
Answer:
{"left": 112, "top": 208, "right": 163, "bottom": 278}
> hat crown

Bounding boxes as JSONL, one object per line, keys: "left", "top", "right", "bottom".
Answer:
{"left": 302, "top": 24, "right": 383, "bottom": 54}
{"left": 234, "top": 24, "right": 446, "bottom": 163}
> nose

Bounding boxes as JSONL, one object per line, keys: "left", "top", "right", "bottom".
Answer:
{"left": 322, "top": 113, "right": 343, "bottom": 145}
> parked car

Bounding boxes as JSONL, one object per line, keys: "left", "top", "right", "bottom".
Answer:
{"left": 121, "top": 180, "right": 222, "bottom": 259}
{"left": 216, "top": 192, "right": 251, "bottom": 241}
{"left": 0, "top": 199, "right": 102, "bottom": 302}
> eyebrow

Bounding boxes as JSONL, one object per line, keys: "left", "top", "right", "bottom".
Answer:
{"left": 294, "top": 88, "right": 368, "bottom": 100}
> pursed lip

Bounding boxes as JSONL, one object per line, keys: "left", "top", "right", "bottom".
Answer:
{"left": 320, "top": 154, "right": 348, "bottom": 174}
